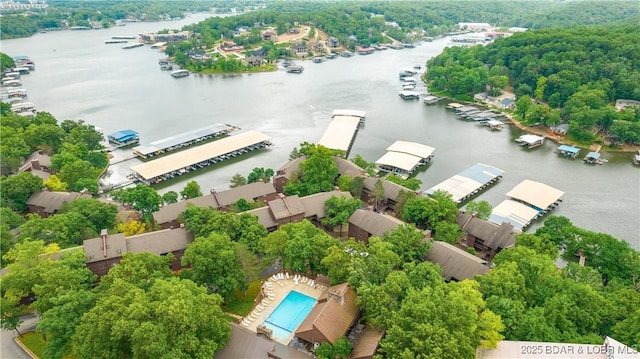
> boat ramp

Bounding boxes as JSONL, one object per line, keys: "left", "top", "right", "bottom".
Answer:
{"left": 425, "top": 163, "right": 504, "bottom": 204}
{"left": 515, "top": 134, "right": 545, "bottom": 148}
{"left": 555, "top": 145, "right": 580, "bottom": 159}
{"left": 318, "top": 111, "right": 365, "bottom": 155}
{"left": 489, "top": 179, "right": 564, "bottom": 230}
{"left": 375, "top": 140, "right": 435, "bottom": 179}
{"left": 132, "top": 123, "right": 234, "bottom": 159}
{"left": 130, "top": 130, "right": 272, "bottom": 185}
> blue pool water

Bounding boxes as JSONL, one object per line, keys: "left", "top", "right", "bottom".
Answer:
{"left": 262, "top": 291, "right": 316, "bottom": 340}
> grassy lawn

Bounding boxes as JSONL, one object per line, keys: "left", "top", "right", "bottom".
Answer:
{"left": 18, "top": 331, "right": 46, "bottom": 358}
{"left": 222, "top": 280, "right": 262, "bottom": 316}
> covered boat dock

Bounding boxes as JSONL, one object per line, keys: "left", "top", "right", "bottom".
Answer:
{"left": 556, "top": 144, "right": 580, "bottom": 158}
{"left": 425, "top": 163, "right": 504, "bottom": 204}
{"left": 376, "top": 140, "right": 435, "bottom": 179}
{"left": 318, "top": 115, "right": 362, "bottom": 155}
{"left": 107, "top": 129, "right": 139, "bottom": 147}
{"left": 515, "top": 134, "right": 544, "bottom": 148}
{"left": 132, "top": 123, "right": 232, "bottom": 159}
{"left": 130, "top": 131, "right": 271, "bottom": 185}
{"left": 489, "top": 179, "right": 564, "bottom": 229}
{"left": 332, "top": 109, "right": 366, "bottom": 123}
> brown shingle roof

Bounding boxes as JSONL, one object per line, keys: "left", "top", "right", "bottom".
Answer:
{"left": 425, "top": 241, "right": 489, "bottom": 281}
{"left": 295, "top": 283, "right": 359, "bottom": 344}
{"left": 363, "top": 177, "right": 417, "bottom": 201}
{"left": 245, "top": 206, "right": 277, "bottom": 229}
{"left": 276, "top": 156, "right": 306, "bottom": 177}
{"left": 26, "top": 191, "right": 92, "bottom": 214}
{"left": 215, "top": 323, "right": 312, "bottom": 359}
{"left": 350, "top": 327, "right": 385, "bottom": 359}
{"left": 83, "top": 228, "right": 193, "bottom": 264}
{"left": 348, "top": 209, "right": 405, "bottom": 238}
{"left": 152, "top": 195, "right": 217, "bottom": 225}
{"left": 457, "top": 212, "right": 518, "bottom": 250}
{"left": 19, "top": 151, "right": 51, "bottom": 172}
{"left": 333, "top": 157, "right": 365, "bottom": 178}
{"left": 268, "top": 195, "right": 305, "bottom": 220}
{"left": 299, "top": 190, "right": 353, "bottom": 219}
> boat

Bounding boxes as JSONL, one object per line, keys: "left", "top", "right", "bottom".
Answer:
{"left": 160, "top": 64, "right": 173, "bottom": 71}
{"left": 325, "top": 53, "right": 338, "bottom": 59}
{"left": 286, "top": 65, "right": 304, "bottom": 74}
{"left": 312, "top": 57, "right": 326, "bottom": 63}
{"left": 555, "top": 145, "right": 580, "bottom": 158}
{"left": 171, "top": 69, "right": 189, "bottom": 78}
{"left": 583, "top": 151, "right": 607, "bottom": 164}
{"left": 399, "top": 91, "right": 420, "bottom": 100}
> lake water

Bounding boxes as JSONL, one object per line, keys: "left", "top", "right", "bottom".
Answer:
{"left": 2, "top": 13, "right": 638, "bottom": 249}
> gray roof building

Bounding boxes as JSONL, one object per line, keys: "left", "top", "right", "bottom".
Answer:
{"left": 425, "top": 241, "right": 489, "bottom": 281}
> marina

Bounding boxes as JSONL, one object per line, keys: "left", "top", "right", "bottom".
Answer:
{"left": 515, "top": 134, "right": 545, "bottom": 148}
{"left": 132, "top": 123, "right": 233, "bottom": 159}
{"left": 375, "top": 140, "right": 435, "bottom": 179}
{"left": 425, "top": 163, "right": 504, "bottom": 204}
{"left": 489, "top": 179, "right": 565, "bottom": 230}
{"left": 130, "top": 130, "right": 272, "bottom": 185}
{"left": 555, "top": 145, "right": 581, "bottom": 159}
{"left": 317, "top": 115, "right": 363, "bottom": 155}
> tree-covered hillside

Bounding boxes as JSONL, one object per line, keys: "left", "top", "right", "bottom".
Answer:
{"left": 426, "top": 24, "right": 640, "bottom": 144}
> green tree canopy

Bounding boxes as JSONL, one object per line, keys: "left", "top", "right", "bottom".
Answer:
{"left": 180, "top": 180, "right": 203, "bottom": 200}
{"left": 111, "top": 184, "right": 163, "bottom": 219}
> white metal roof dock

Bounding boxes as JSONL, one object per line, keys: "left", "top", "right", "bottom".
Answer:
{"left": 489, "top": 179, "right": 565, "bottom": 230}
{"left": 132, "top": 123, "right": 231, "bottom": 158}
{"left": 376, "top": 140, "right": 435, "bottom": 179}
{"left": 332, "top": 109, "right": 366, "bottom": 121}
{"left": 425, "top": 163, "right": 504, "bottom": 203}
{"left": 130, "top": 130, "right": 271, "bottom": 184}
{"left": 318, "top": 115, "right": 362, "bottom": 154}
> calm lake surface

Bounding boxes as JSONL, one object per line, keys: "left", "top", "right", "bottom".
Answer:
{"left": 2, "top": 13, "right": 639, "bottom": 249}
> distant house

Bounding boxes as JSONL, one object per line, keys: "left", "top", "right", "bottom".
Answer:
{"left": 27, "top": 190, "right": 92, "bottom": 218}
{"left": 262, "top": 30, "right": 276, "bottom": 41}
{"left": 425, "top": 241, "right": 489, "bottom": 281}
{"left": 500, "top": 97, "right": 515, "bottom": 109}
{"left": 152, "top": 182, "right": 278, "bottom": 229}
{"left": 287, "top": 28, "right": 300, "bottom": 34}
{"left": 348, "top": 209, "right": 407, "bottom": 244}
{"left": 327, "top": 37, "right": 339, "bottom": 48}
{"left": 83, "top": 228, "right": 193, "bottom": 277}
{"left": 458, "top": 22, "right": 493, "bottom": 31}
{"left": 295, "top": 283, "right": 360, "bottom": 345}
{"left": 18, "top": 150, "right": 52, "bottom": 181}
{"left": 245, "top": 55, "right": 264, "bottom": 66}
{"left": 615, "top": 99, "right": 640, "bottom": 111}
{"left": 309, "top": 40, "right": 326, "bottom": 53}
{"left": 215, "top": 323, "right": 312, "bottom": 359}
{"left": 457, "top": 212, "right": 518, "bottom": 261}
{"left": 293, "top": 43, "right": 308, "bottom": 55}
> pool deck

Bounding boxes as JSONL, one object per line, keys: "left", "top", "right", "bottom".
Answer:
{"left": 241, "top": 272, "right": 327, "bottom": 345}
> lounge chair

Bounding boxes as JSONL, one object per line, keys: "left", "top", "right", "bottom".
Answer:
{"left": 241, "top": 320, "right": 250, "bottom": 327}
{"left": 294, "top": 278, "right": 299, "bottom": 286}
{"left": 294, "top": 274, "right": 299, "bottom": 281}
{"left": 285, "top": 272, "right": 290, "bottom": 279}
{"left": 257, "top": 304, "right": 265, "bottom": 310}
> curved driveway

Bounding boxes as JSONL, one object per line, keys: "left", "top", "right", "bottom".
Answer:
{"left": 1, "top": 314, "right": 39, "bottom": 359}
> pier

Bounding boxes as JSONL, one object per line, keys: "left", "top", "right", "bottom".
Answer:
{"left": 132, "top": 123, "right": 233, "bottom": 159}
{"left": 425, "top": 163, "right": 503, "bottom": 204}
{"left": 489, "top": 179, "right": 564, "bottom": 230}
{"left": 130, "top": 131, "right": 272, "bottom": 185}
{"left": 515, "top": 134, "right": 544, "bottom": 148}
{"left": 555, "top": 145, "right": 580, "bottom": 158}
{"left": 375, "top": 140, "right": 435, "bottom": 179}
{"left": 318, "top": 114, "right": 363, "bottom": 155}
{"left": 107, "top": 129, "right": 140, "bottom": 148}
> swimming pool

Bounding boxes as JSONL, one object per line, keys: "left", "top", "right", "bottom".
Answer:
{"left": 262, "top": 291, "right": 316, "bottom": 341}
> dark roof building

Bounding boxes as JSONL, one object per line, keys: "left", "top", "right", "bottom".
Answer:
{"left": 458, "top": 212, "right": 518, "bottom": 261}
{"left": 348, "top": 209, "right": 406, "bottom": 244}
{"left": 350, "top": 327, "right": 385, "bottom": 359}
{"left": 153, "top": 182, "right": 278, "bottom": 229}
{"left": 215, "top": 323, "right": 312, "bottom": 359}
{"left": 19, "top": 150, "right": 52, "bottom": 180}
{"left": 425, "top": 241, "right": 489, "bottom": 281}
{"left": 362, "top": 177, "right": 419, "bottom": 211}
{"left": 26, "top": 190, "right": 92, "bottom": 217}
{"left": 83, "top": 228, "right": 193, "bottom": 277}
{"left": 295, "top": 283, "right": 360, "bottom": 345}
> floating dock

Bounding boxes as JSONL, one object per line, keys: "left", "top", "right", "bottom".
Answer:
{"left": 489, "top": 179, "right": 564, "bottom": 230}
{"left": 130, "top": 131, "right": 271, "bottom": 185}
{"left": 485, "top": 119, "right": 504, "bottom": 130}
{"left": 423, "top": 95, "right": 442, "bottom": 105}
{"left": 375, "top": 140, "right": 435, "bottom": 179}
{"left": 425, "top": 163, "right": 504, "bottom": 204}
{"left": 399, "top": 90, "right": 420, "bottom": 100}
{"left": 318, "top": 115, "right": 362, "bottom": 155}
{"left": 132, "top": 124, "right": 233, "bottom": 159}
{"left": 555, "top": 145, "right": 580, "bottom": 158}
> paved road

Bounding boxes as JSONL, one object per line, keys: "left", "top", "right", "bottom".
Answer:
{"left": 1, "top": 314, "right": 39, "bottom": 359}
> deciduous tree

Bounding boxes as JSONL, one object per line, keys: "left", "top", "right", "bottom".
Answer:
{"left": 180, "top": 180, "right": 203, "bottom": 199}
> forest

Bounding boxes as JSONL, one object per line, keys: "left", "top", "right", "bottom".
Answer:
{"left": 425, "top": 23, "right": 640, "bottom": 145}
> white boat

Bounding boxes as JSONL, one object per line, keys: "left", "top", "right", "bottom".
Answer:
{"left": 171, "top": 69, "right": 189, "bottom": 78}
